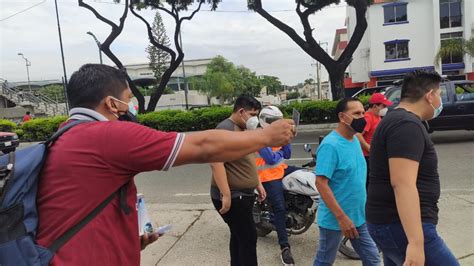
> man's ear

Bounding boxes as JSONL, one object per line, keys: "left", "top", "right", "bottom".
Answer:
{"left": 337, "top": 112, "right": 343, "bottom": 123}
{"left": 104, "top": 96, "right": 119, "bottom": 113}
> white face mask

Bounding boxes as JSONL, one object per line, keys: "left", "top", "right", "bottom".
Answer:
{"left": 246, "top": 116, "right": 259, "bottom": 130}
{"left": 379, "top": 107, "right": 388, "bottom": 117}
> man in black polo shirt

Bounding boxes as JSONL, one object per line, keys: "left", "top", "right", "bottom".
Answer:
{"left": 366, "top": 71, "right": 459, "bottom": 266}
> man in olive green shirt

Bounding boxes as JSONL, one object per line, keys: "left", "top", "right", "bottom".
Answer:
{"left": 211, "top": 95, "right": 266, "bottom": 266}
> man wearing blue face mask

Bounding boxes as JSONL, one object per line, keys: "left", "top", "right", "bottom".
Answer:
{"left": 109, "top": 96, "right": 139, "bottom": 122}
{"left": 367, "top": 71, "right": 458, "bottom": 266}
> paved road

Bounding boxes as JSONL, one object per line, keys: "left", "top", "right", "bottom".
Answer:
{"left": 135, "top": 130, "right": 474, "bottom": 204}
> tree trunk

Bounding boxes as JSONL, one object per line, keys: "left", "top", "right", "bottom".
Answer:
{"left": 329, "top": 69, "right": 345, "bottom": 100}
{"left": 146, "top": 59, "right": 181, "bottom": 112}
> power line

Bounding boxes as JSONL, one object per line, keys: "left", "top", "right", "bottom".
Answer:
{"left": 92, "top": 0, "right": 347, "bottom": 12}
{"left": 0, "top": 0, "right": 47, "bottom": 22}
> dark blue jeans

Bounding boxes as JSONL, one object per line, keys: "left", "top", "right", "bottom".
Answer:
{"left": 314, "top": 224, "right": 381, "bottom": 266}
{"left": 262, "top": 179, "right": 289, "bottom": 249}
{"left": 368, "top": 223, "right": 459, "bottom": 266}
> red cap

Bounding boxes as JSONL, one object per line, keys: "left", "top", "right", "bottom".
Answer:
{"left": 369, "top": 93, "right": 393, "bottom": 106}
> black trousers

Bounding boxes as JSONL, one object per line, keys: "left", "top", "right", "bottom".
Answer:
{"left": 212, "top": 195, "right": 258, "bottom": 266}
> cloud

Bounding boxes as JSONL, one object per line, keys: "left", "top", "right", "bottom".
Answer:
{"left": 1, "top": 0, "right": 346, "bottom": 85}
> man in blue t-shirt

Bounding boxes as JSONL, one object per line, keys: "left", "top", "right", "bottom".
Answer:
{"left": 313, "top": 98, "right": 380, "bottom": 266}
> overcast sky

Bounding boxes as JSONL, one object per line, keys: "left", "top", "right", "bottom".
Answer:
{"left": 1, "top": 0, "right": 348, "bottom": 85}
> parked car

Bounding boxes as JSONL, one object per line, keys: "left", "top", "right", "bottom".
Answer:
{"left": 351, "top": 85, "right": 392, "bottom": 98}
{"left": 384, "top": 80, "right": 474, "bottom": 132}
{"left": 0, "top": 132, "right": 19, "bottom": 154}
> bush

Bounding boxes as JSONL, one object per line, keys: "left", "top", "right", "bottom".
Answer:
{"left": 13, "top": 129, "right": 24, "bottom": 139}
{"left": 20, "top": 116, "right": 67, "bottom": 141}
{"left": 0, "top": 119, "right": 17, "bottom": 132}
{"left": 13, "top": 97, "right": 370, "bottom": 140}
{"left": 139, "top": 107, "right": 232, "bottom": 132}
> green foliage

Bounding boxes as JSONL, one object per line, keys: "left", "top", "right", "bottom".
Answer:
{"left": 15, "top": 98, "right": 372, "bottom": 139}
{"left": 133, "top": 0, "right": 222, "bottom": 11}
{"left": 20, "top": 116, "right": 67, "bottom": 141}
{"left": 435, "top": 37, "right": 474, "bottom": 66}
{"left": 287, "top": 92, "right": 300, "bottom": 100}
{"left": 146, "top": 12, "right": 171, "bottom": 82}
{"left": 466, "top": 37, "right": 474, "bottom": 57}
{"left": 0, "top": 119, "right": 17, "bottom": 132}
{"left": 13, "top": 129, "right": 24, "bottom": 139}
{"left": 193, "top": 55, "right": 263, "bottom": 100}
{"left": 40, "top": 85, "right": 66, "bottom": 103}
{"left": 138, "top": 107, "right": 232, "bottom": 131}
{"left": 260, "top": 75, "right": 283, "bottom": 95}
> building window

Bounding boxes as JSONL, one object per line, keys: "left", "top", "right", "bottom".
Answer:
{"left": 384, "top": 40, "right": 410, "bottom": 61}
{"left": 383, "top": 3, "right": 408, "bottom": 25}
{"left": 440, "top": 0, "right": 462, "bottom": 29}
{"left": 440, "top": 32, "right": 464, "bottom": 64}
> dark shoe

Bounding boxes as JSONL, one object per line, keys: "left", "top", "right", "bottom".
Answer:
{"left": 280, "top": 247, "right": 295, "bottom": 265}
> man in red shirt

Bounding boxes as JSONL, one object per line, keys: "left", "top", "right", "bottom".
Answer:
{"left": 36, "top": 64, "right": 295, "bottom": 266}
{"left": 357, "top": 93, "right": 392, "bottom": 187}
{"left": 22, "top": 111, "right": 32, "bottom": 123}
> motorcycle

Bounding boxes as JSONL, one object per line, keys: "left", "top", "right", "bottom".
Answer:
{"left": 252, "top": 142, "right": 360, "bottom": 260}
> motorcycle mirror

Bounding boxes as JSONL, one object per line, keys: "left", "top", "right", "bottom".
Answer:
{"left": 303, "top": 144, "right": 312, "bottom": 153}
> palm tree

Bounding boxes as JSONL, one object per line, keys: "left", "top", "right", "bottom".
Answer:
{"left": 435, "top": 37, "right": 474, "bottom": 66}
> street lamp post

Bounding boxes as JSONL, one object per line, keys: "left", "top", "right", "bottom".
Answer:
{"left": 86, "top": 31, "right": 103, "bottom": 64}
{"left": 17, "top": 53, "right": 31, "bottom": 95}
{"left": 54, "top": 0, "right": 69, "bottom": 112}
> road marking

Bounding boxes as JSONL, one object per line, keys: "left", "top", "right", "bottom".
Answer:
{"left": 174, "top": 193, "right": 209, "bottom": 197}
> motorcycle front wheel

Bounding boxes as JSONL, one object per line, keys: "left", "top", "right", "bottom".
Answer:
{"left": 256, "top": 226, "right": 272, "bottom": 237}
{"left": 287, "top": 210, "right": 316, "bottom": 235}
{"left": 338, "top": 237, "right": 360, "bottom": 260}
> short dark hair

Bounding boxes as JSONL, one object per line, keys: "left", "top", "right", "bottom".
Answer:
{"left": 26, "top": 111, "right": 30, "bottom": 115}
{"left": 335, "top": 97, "right": 362, "bottom": 115}
{"left": 401, "top": 71, "right": 442, "bottom": 103}
{"left": 232, "top": 94, "right": 262, "bottom": 112}
{"left": 67, "top": 64, "right": 129, "bottom": 109}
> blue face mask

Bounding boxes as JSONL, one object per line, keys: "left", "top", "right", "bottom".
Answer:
{"left": 111, "top": 97, "right": 138, "bottom": 122}
{"left": 127, "top": 101, "right": 138, "bottom": 116}
{"left": 430, "top": 94, "right": 443, "bottom": 119}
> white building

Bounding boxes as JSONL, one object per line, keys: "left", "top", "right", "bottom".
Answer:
{"left": 124, "top": 58, "right": 212, "bottom": 91}
{"left": 344, "top": 0, "right": 473, "bottom": 91}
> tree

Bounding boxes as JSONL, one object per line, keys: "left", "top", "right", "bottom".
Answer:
{"left": 191, "top": 56, "right": 263, "bottom": 100}
{"left": 146, "top": 12, "right": 171, "bottom": 84}
{"left": 78, "top": 0, "right": 146, "bottom": 113}
{"left": 130, "top": 0, "right": 221, "bottom": 112}
{"left": 304, "top": 78, "right": 314, "bottom": 85}
{"left": 260, "top": 75, "right": 282, "bottom": 95}
{"left": 80, "top": 0, "right": 220, "bottom": 113}
{"left": 235, "top": 66, "right": 261, "bottom": 97}
{"left": 287, "top": 91, "right": 300, "bottom": 100}
{"left": 248, "top": 0, "right": 373, "bottom": 100}
{"left": 435, "top": 37, "right": 474, "bottom": 66}
{"left": 41, "top": 85, "right": 66, "bottom": 103}
{"left": 191, "top": 56, "right": 238, "bottom": 102}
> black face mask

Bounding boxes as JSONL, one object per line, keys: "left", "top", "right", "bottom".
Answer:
{"left": 349, "top": 117, "right": 367, "bottom": 133}
{"left": 118, "top": 111, "right": 138, "bottom": 123}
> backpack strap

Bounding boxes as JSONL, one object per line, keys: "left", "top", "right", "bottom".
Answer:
{"left": 44, "top": 120, "right": 91, "bottom": 146}
{"left": 46, "top": 119, "right": 132, "bottom": 252}
{"left": 48, "top": 184, "right": 125, "bottom": 253}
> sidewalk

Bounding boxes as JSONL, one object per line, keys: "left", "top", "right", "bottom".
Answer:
{"left": 141, "top": 192, "right": 474, "bottom": 266}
